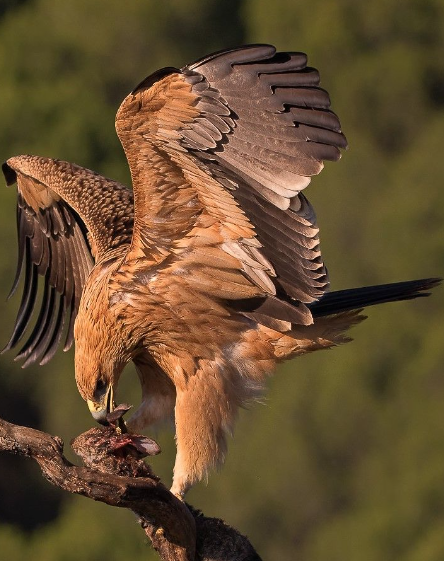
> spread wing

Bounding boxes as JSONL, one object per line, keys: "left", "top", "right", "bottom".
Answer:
{"left": 2, "top": 157, "right": 134, "bottom": 367}
{"left": 115, "top": 44, "right": 346, "bottom": 329}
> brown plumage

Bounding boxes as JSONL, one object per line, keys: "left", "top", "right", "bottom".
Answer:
{"left": 2, "top": 45, "right": 440, "bottom": 497}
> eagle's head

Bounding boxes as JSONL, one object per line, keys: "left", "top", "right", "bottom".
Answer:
{"left": 74, "top": 314, "right": 128, "bottom": 425}
{"left": 73, "top": 265, "right": 134, "bottom": 425}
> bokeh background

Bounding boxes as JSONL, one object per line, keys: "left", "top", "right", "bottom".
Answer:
{"left": 0, "top": 1, "right": 443, "bottom": 559}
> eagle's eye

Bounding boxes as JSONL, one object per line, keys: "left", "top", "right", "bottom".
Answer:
{"left": 93, "top": 378, "right": 107, "bottom": 401}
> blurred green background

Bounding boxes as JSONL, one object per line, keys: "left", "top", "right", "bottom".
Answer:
{"left": 0, "top": 0, "right": 443, "bottom": 559}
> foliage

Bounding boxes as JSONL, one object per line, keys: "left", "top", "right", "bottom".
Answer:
{"left": 0, "top": 0, "right": 443, "bottom": 560}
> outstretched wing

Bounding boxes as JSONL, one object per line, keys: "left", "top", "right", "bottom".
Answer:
{"left": 2, "top": 157, "right": 134, "bottom": 366}
{"left": 116, "top": 44, "right": 346, "bottom": 329}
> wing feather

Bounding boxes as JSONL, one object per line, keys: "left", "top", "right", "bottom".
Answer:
{"left": 39, "top": 293, "right": 67, "bottom": 365}
{"left": 115, "top": 44, "right": 346, "bottom": 330}
{"left": 5, "top": 238, "right": 39, "bottom": 349}
{"left": 2, "top": 158, "right": 134, "bottom": 366}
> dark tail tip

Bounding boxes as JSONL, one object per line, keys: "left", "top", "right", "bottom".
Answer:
{"left": 395, "top": 277, "right": 442, "bottom": 294}
{"left": 310, "top": 277, "right": 442, "bottom": 317}
{"left": 394, "top": 277, "right": 442, "bottom": 298}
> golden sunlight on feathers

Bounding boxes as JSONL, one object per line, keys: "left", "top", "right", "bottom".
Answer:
{"left": 2, "top": 45, "right": 440, "bottom": 496}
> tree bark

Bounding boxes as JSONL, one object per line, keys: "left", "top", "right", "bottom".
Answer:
{"left": 0, "top": 417, "right": 261, "bottom": 561}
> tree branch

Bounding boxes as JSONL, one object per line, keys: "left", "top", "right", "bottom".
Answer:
{"left": 0, "top": 417, "right": 261, "bottom": 561}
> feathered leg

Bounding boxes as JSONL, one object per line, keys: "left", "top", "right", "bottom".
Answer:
{"left": 171, "top": 358, "right": 243, "bottom": 498}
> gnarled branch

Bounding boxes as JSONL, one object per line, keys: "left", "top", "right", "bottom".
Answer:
{"left": 0, "top": 418, "right": 261, "bottom": 561}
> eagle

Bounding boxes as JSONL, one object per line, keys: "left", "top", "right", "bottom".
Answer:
{"left": 2, "top": 45, "right": 439, "bottom": 497}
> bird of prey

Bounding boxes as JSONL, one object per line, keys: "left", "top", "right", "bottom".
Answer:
{"left": 2, "top": 45, "right": 439, "bottom": 497}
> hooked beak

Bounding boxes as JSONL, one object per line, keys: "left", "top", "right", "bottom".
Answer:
{"left": 87, "top": 385, "right": 114, "bottom": 425}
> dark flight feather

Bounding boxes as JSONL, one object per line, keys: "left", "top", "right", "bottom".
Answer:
{"left": 309, "top": 279, "right": 442, "bottom": 317}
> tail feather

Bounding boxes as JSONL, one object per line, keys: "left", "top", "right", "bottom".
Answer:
{"left": 309, "top": 278, "right": 441, "bottom": 317}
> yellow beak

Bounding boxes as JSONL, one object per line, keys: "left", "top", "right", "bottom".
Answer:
{"left": 87, "top": 385, "right": 114, "bottom": 425}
